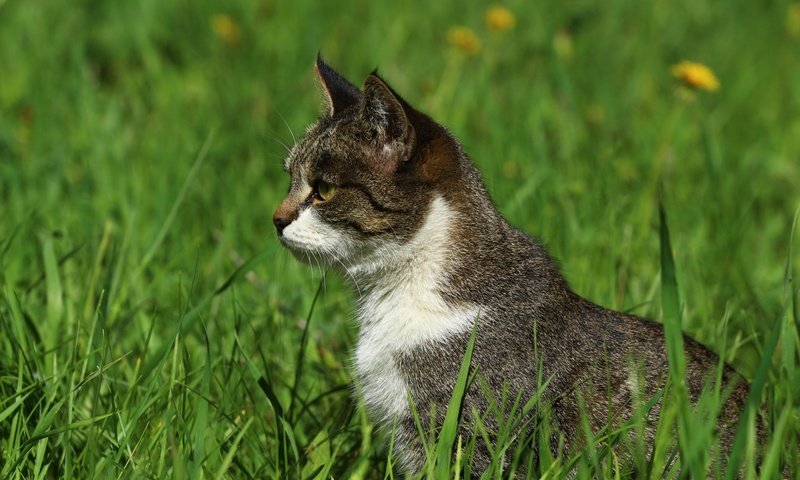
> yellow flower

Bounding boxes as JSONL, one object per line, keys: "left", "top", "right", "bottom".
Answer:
{"left": 670, "top": 61, "right": 720, "bottom": 92}
{"left": 486, "top": 6, "right": 515, "bottom": 31}
{"left": 552, "top": 29, "right": 573, "bottom": 61}
{"left": 447, "top": 26, "right": 481, "bottom": 54}
{"left": 788, "top": 3, "right": 800, "bottom": 38}
{"left": 211, "top": 14, "right": 241, "bottom": 46}
{"left": 502, "top": 161, "right": 519, "bottom": 178}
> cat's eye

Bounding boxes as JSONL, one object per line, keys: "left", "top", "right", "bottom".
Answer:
{"left": 314, "top": 180, "right": 337, "bottom": 201}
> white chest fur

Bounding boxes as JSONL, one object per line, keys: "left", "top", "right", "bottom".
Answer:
{"left": 350, "top": 196, "right": 479, "bottom": 422}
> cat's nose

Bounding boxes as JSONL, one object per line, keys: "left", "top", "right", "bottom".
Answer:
{"left": 273, "top": 206, "right": 296, "bottom": 235}
{"left": 273, "top": 214, "right": 292, "bottom": 235}
{"left": 274, "top": 199, "right": 299, "bottom": 235}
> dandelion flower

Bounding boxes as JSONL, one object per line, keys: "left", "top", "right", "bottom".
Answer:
{"left": 788, "top": 3, "right": 800, "bottom": 38}
{"left": 552, "top": 29, "right": 573, "bottom": 61}
{"left": 447, "top": 26, "right": 481, "bottom": 54}
{"left": 502, "top": 161, "right": 520, "bottom": 178}
{"left": 671, "top": 61, "right": 720, "bottom": 92}
{"left": 211, "top": 14, "right": 242, "bottom": 46}
{"left": 486, "top": 6, "right": 515, "bottom": 31}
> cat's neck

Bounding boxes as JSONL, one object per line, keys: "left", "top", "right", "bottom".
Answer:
{"left": 350, "top": 194, "right": 481, "bottom": 384}
{"left": 345, "top": 194, "right": 459, "bottom": 298}
{"left": 348, "top": 194, "right": 483, "bottom": 423}
{"left": 347, "top": 190, "right": 500, "bottom": 346}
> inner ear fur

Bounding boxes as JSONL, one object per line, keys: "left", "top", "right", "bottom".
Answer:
{"left": 360, "top": 74, "right": 413, "bottom": 144}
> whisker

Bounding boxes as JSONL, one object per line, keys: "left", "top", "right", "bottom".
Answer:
{"left": 333, "top": 253, "right": 363, "bottom": 297}
{"left": 271, "top": 105, "right": 297, "bottom": 145}
{"left": 259, "top": 131, "right": 293, "bottom": 155}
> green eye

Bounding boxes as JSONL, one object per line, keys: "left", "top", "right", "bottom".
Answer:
{"left": 315, "top": 180, "right": 337, "bottom": 201}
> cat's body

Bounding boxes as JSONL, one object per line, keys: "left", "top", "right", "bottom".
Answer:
{"left": 274, "top": 57, "right": 750, "bottom": 472}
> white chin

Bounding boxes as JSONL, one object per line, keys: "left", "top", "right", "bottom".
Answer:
{"left": 280, "top": 238, "right": 331, "bottom": 265}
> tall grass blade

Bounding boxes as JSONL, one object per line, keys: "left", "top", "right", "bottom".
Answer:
{"left": 190, "top": 325, "right": 212, "bottom": 478}
{"left": 759, "top": 401, "right": 791, "bottom": 479}
{"left": 135, "top": 129, "right": 216, "bottom": 278}
{"left": 252, "top": 359, "right": 288, "bottom": 473}
{"left": 41, "top": 233, "right": 64, "bottom": 338}
{"left": 658, "top": 192, "right": 699, "bottom": 477}
{"left": 288, "top": 279, "right": 324, "bottom": 423}
{"left": 139, "top": 245, "right": 275, "bottom": 378}
{"left": 214, "top": 417, "right": 254, "bottom": 480}
{"left": 434, "top": 321, "right": 477, "bottom": 477}
{"left": 724, "top": 300, "right": 784, "bottom": 478}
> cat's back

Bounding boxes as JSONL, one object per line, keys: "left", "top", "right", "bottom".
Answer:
{"left": 447, "top": 223, "right": 748, "bottom": 412}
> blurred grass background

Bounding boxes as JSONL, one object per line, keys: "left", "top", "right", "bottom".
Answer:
{"left": 1, "top": 0, "right": 799, "bottom": 477}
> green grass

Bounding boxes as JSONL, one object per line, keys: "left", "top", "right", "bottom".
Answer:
{"left": 1, "top": 0, "right": 799, "bottom": 477}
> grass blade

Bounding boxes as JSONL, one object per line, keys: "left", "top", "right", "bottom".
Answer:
{"left": 139, "top": 245, "right": 275, "bottom": 379}
{"left": 288, "top": 278, "right": 324, "bottom": 423}
{"left": 758, "top": 400, "right": 791, "bottom": 479}
{"left": 214, "top": 417, "right": 254, "bottom": 480}
{"left": 658, "top": 192, "right": 700, "bottom": 477}
{"left": 135, "top": 129, "right": 216, "bottom": 278}
{"left": 41, "top": 233, "right": 64, "bottom": 335}
{"left": 434, "top": 321, "right": 478, "bottom": 477}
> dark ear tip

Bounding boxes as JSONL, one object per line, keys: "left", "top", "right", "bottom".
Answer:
{"left": 364, "top": 72, "right": 388, "bottom": 89}
{"left": 315, "top": 52, "right": 326, "bottom": 72}
{"left": 313, "top": 54, "right": 361, "bottom": 116}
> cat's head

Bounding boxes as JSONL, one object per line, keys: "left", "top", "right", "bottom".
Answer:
{"left": 273, "top": 57, "right": 462, "bottom": 274}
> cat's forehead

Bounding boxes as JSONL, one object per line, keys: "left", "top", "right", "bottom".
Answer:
{"left": 284, "top": 115, "right": 366, "bottom": 175}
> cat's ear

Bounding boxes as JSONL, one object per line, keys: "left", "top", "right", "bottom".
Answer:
{"left": 360, "top": 73, "right": 415, "bottom": 173}
{"left": 315, "top": 55, "right": 361, "bottom": 116}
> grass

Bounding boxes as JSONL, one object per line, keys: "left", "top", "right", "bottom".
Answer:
{"left": 1, "top": 0, "right": 799, "bottom": 477}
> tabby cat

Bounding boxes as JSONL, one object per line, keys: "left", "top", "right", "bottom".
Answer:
{"left": 273, "top": 57, "right": 750, "bottom": 473}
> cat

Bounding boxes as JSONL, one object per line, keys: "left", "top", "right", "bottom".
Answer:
{"left": 273, "top": 56, "right": 752, "bottom": 473}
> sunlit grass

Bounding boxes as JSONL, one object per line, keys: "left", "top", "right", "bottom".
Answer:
{"left": 1, "top": 0, "right": 799, "bottom": 477}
